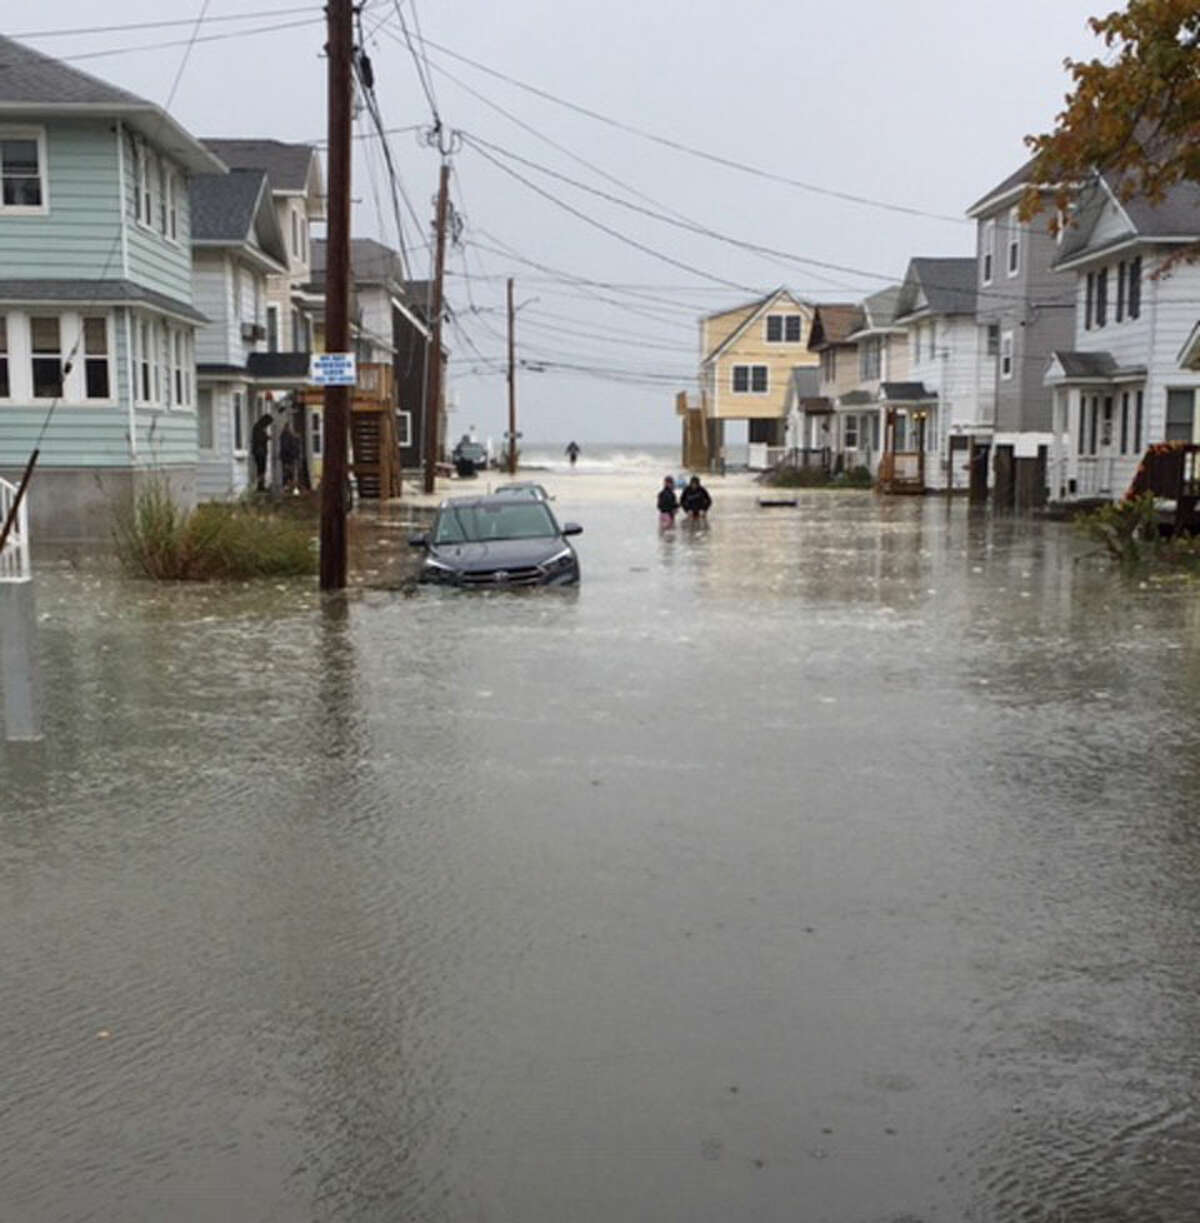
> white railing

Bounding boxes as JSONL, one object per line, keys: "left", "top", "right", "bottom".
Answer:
{"left": 0, "top": 477, "right": 30, "bottom": 582}
{"left": 1074, "top": 456, "right": 1116, "bottom": 498}
{"left": 891, "top": 452, "right": 922, "bottom": 481}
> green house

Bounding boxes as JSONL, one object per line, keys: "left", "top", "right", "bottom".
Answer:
{"left": 0, "top": 35, "right": 224, "bottom": 542}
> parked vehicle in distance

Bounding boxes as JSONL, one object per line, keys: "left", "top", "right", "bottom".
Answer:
{"left": 452, "top": 439, "right": 489, "bottom": 477}
{"left": 409, "top": 494, "right": 582, "bottom": 587}
{"left": 493, "top": 481, "right": 552, "bottom": 501}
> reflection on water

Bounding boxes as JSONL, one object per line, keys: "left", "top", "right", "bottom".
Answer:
{"left": 3, "top": 486, "right": 1200, "bottom": 1222}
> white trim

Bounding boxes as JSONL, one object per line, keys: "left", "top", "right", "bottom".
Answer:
{"left": 981, "top": 219, "right": 995, "bottom": 286}
{"left": 115, "top": 120, "right": 130, "bottom": 278}
{"left": 1000, "top": 330, "right": 1014, "bottom": 381}
{"left": 731, "top": 363, "right": 769, "bottom": 394}
{"left": 1006, "top": 205, "right": 1021, "bottom": 277}
{"left": 395, "top": 409, "right": 411, "bottom": 448}
{"left": 0, "top": 125, "right": 50, "bottom": 216}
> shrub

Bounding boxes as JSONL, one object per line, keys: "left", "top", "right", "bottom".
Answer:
{"left": 114, "top": 478, "right": 317, "bottom": 580}
{"left": 1075, "top": 492, "right": 1160, "bottom": 566}
{"left": 767, "top": 466, "right": 830, "bottom": 488}
{"left": 837, "top": 465, "right": 874, "bottom": 488}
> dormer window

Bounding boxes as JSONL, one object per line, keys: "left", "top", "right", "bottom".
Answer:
{"left": 765, "top": 314, "right": 802, "bottom": 343}
{"left": 981, "top": 219, "right": 995, "bottom": 285}
{"left": 0, "top": 129, "right": 47, "bottom": 212}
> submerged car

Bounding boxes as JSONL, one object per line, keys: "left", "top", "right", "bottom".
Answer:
{"left": 492, "top": 481, "right": 552, "bottom": 501}
{"left": 410, "top": 494, "right": 582, "bottom": 587}
{"left": 452, "top": 440, "right": 489, "bottom": 477}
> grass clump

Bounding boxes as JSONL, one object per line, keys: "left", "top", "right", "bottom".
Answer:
{"left": 1075, "top": 492, "right": 1161, "bottom": 567}
{"left": 767, "top": 466, "right": 830, "bottom": 488}
{"left": 115, "top": 478, "right": 317, "bottom": 580}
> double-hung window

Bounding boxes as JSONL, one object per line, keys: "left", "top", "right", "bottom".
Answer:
{"left": 167, "top": 171, "right": 178, "bottom": 241}
{"left": 859, "top": 337, "right": 881, "bottom": 380}
{"left": 197, "top": 388, "right": 215, "bottom": 451}
{"left": 30, "top": 317, "right": 63, "bottom": 399}
{"left": 83, "top": 317, "right": 110, "bottom": 400}
{"left": 732, "top": 364, "right": 768, "bottom": 393}
{"left": 1095, "top": 268, "right": 1108, "bottom": 327}
{"left": 0, "top": 130, "right": 46, "bottom": 211}
{"left": 1000, "top": 331, "right": 1014, "bottom": 380}
{"left": 233, "top": 391, "right": 246, "bottom": 453}
{"left": 1128, "top": 256, "right": 1142, "bottom": 319}
{"left": 0, "top": 317, "right": 8, "bottom": 398}
{"left": 986, "top": 323, "right": 999, "bottom": 356}
{"left": 844, "top": 414, "right": 859, "bottom": 448}
{"left": 173, "top": 330, "right": 185, "bottom": 406}
{"left": 137, "top": 145, "right": 153, "bottom": 228}
{"left": 981, "top": 220, "right": 995, "bottom": 285}
{"left": 1006, "top": 206, "right": 1020, "bottom": 275}
{"left": 1085, "top": 272, "right": 1094, "bottom": 330}
{"left": 1116, "top": 261, "right": 1126, "bottom": 322}
{"left": 1166, "top": 389, "right": 1196, "bottom": 443}
{"left": 765, "top": 314, "right": 801, "bottom": 342}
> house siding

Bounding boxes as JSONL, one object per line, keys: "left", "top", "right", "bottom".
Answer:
{"left": 707, "top": 301, "right": 817, "bottom": 421}
{"left": 0, "top": 120, "right": 121, "bottom": 278}
{"left": 121, "top": 127, "right": 193, "bottom": 304}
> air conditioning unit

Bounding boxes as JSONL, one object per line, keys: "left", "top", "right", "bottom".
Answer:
{"left": 241, "top": 322, "right": 266, "bottom": 342}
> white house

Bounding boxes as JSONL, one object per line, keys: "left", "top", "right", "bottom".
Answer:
{"left": 1045, "top": 173, "right": 1200, "bottom": 500}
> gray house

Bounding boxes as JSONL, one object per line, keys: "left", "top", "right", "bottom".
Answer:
{"left": 0, "top": 35, "right": 223, "bottom": 540}
{"left": 966, "top": 158, "right": 1075, "bottom": 503}
{"left": 190, "top": 169, "right": 288, "bottom": 499}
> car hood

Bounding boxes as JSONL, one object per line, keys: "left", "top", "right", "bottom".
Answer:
{"left": 428, "top": 537, "right": 567, "bottom": 570}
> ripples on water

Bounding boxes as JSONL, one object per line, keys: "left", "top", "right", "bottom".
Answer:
{"left": 3, "top": 484, "right": 1200, "bottom": 1222}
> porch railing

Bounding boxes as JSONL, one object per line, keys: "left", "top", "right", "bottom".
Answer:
{"left": 769, "top": 446, "right": 830, "bottom": 472}
{"left": 1074, "top": 456, "right": 1116, "bottom": 498}
{"left": 0, "top": 476, "right": 30, "bottom": 582}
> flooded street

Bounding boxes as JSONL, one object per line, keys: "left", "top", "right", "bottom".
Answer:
{"left": 4, "top": 475, "right": 1200, "bottom": 1222}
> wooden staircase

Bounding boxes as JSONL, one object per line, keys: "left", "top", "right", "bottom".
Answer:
{"left": 350, "top": 406, "right": 402, "bottom": 499}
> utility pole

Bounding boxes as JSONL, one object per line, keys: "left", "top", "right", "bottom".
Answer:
{"left": 422, "top": 162, "right": 451, "bottom": 494}
{"left": 319, "top": 0, "right": 353, "bottom": 590}
{"left": 507, "top": 277, "right": 517, "bottom": 475}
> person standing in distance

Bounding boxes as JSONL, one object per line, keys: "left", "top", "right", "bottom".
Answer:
{"left": 680, "top": 475, "right": 712, "bottom": 521}
{"left": 565, "top": 440, "right": 581, "bottom": 468}
{"left": 657, "top": 475, "right": 678, "bottom": 529}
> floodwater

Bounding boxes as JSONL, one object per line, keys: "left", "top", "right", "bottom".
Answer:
{"left": 3, "top": 476, "right": 1200, "bottom": 1222}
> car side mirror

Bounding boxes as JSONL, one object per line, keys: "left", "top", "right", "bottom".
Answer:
{"left": 408, "top": 532, "right": 429, "bottom": 548}
{"left": 561, "top": 522, "right": 583, "bottom": 536}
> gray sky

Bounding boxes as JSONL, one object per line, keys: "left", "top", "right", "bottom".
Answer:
{"left": 22, "top": 0, "right": 1107, "bottom": 443}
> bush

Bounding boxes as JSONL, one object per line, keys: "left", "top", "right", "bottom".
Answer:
{"left": 1075, "top": 492, "right": 1160, "bottom": 566}
{"left": 114, "top": 479, "right": 317, "bottom": 580}
{"left": 767, "top": 466, "right": 830, "bottom": 488}
{"left": 837, "top": 465, "right": 874, "bottom": 488}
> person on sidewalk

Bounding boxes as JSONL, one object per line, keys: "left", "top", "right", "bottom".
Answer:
{"left": 250, "top": 412, "right": 273, "bottom": 491}
{"left": 680, "top": 475, "right": 712, "bottom": 520}
{"left": 279, "top": 423, "right": 301, "bottom": 492}
{"left": 656, "top": 475, "right": 678, "bottom": 529}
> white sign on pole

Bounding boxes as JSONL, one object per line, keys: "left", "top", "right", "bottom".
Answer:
{"left": 309, "top": 353, "right": 357, "bottom": 386}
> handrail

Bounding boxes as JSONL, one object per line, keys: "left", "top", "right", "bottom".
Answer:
{"left": 0, "top": 476, "right": 30, "bottom": 582}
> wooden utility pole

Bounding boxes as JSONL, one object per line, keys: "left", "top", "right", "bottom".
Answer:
{"left": 507, "top": 277, "right": 517, "bottom": 475}
{"left": 422, "top": 162, "right": 451, "bottom": 494}
{"left": 319, "top": 0, "right": 353, "bottom": 590}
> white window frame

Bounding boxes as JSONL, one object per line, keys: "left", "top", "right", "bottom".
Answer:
{"left": 0, "top": 313, "right": 10, "bottom": 400}
{"left": 136, "top": 142, "right": 153, "bottom": 229}
{"left": 166, "top": 169, "right": 179, "bottom": 243}
{"left": 291, "top": 208, "right": 299, "bottom": 259}
{"left": 981, "top": 219, "right": 995, "bottom": 286}
{"left": 266, "top": 303, "right": 279, "bottom": 353}
{"left": 731, "top": 364, "right": 768, "bottom": 394}
{"left": 1000, "top": 330, "right": 1014, "bottom": 381}
{"left": 844, "top": 414, "right": 859, "bottom": 448}
{"left": 311, "top": 408, "right": 324, "bottom": 456}
{"left": 0, "top": 126, "right": 50, "bottom": 216}
{"left": 395, "top": 409, "right": 411, "bottom": 449}
{"left": 1006, "top": 205, "right": 1020, "bottom": 277}
{"left": 80, "top": 314, "right": 115, "bottom": 405}
{"left": 232, "top": 390, "right": 247, "bottom": 455}
{"left": 136, "top": 315, "right": 152, "bottom": 404}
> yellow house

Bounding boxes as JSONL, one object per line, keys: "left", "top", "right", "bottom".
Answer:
{"left": 697, "top": 289, "right": 818, "bottom": 468}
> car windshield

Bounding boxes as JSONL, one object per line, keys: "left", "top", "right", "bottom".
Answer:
{"left": 434, "top": 501, "right": 558, "bottom": 544}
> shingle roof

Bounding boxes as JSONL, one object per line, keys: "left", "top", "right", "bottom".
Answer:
{"left": 312, "top": 237, "right": 406, "bottom": 286}
{"left": 880, "top": 381, "right": 936, "bottom": 402}
{"left": 896, "top": 258, "right": 977, "bottom": 320}
{"left": 0, "top": 35, "right": 148, "bottom": 106}
{"left": 0, "top": 278, "right": 205, "bottom": 323}
{"left": 201, "top": 139, "right": 317, "bottom": 192}
{"left": 862, "top": 285, "right": 903, "bottom": 329}
{"left": 1051, "top": 350, "right": 1118, "bottom": 378}
{"left": 966, "top": 156, "right": 1038, "bottom": 217}
{"left": 807, "top": 302, "right": 863, "bottom": 349}
{"left": 190, "top": 170, "right": 268, "bottom": 243}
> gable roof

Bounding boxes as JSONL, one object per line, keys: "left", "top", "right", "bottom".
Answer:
{"left": 201, "top": 138, "right": 318, "bottom": 193}
{"left": 894, "top": 258, "right": 976, "bottom": 321}
{"left": 966, "top": 156, "right": 1038, "bottom": 218}
{"left": 702, "top": 287, "right": 811, "bottom": 363}
{"left": 312, "top": 237, "right": 407, "bottom": 287}
{"left": 845, "top": 285, "right": 903, "bottom": 339}
{"left": 0, "top": 35, "right": 225, "bottom": 174}
{"left": 190, "top": 169, "right": 287, "bottom": 268}
{"left": 807, "top": 302, "right": 863, "bottom": 350}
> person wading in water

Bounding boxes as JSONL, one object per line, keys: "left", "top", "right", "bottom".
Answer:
{"left": 656, "top": 475, "right": 678, "bottom": 529}
{"left": 565, "top": 441, "right": 581, "bottom": 468}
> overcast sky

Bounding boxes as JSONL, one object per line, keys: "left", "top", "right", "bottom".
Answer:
{"left": 21, "top": 0, "right": 1109, "bottom": 444}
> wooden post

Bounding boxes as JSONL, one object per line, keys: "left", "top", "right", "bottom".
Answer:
{"left": 422, "top": 162, "right": 451, "bottom": 495}
{"left": 319, "top": 0, "right": 353, "bottom": 590}
{"left": 507, "top": 276, "right": 517, "bottom": 475}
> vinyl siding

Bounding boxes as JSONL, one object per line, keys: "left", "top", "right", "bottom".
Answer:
{"left": 707, "top": 303, "right": 817, "bottom": 420}
{"left": 193, "top": 252, "right": 236, "bottom": 365}
{"left": 122, "top": 128, "right": 194, "bottom": 303}
{"left": 0, "top": 120, "right": 121, "bottom": 278}
{"left": 195, "top": 383, "right": 250, "bottom": 499}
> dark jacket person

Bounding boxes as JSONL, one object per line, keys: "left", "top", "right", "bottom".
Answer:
{"left": 680, "top": 476, "right": 712, "bottom": 518}
{"left": 250, "top": 412, "right": 273, "bottom": 490}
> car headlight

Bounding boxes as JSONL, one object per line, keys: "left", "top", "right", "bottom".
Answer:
{"left": 421, "top": 557, "right": 456, "bottom": 582}
{"left": 541, "top": 546, "right": 576, "bottom": 572}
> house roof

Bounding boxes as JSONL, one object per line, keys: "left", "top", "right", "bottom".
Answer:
{"left": 807, "top": 302, "right": 863, "bottom": 350}
{"left": 190, "top": 170, "right": 287, "bottom": 268}
{"left": 0, "top": 278, "right": 205, "bottom": 324}
{"left": 1052, "top": 350, "right": 1117, "bottom": 379}
{"left": 1056, "top": 173, "right": 1200, "bottom": 267}
{"left": 312, "top": 237, "right": 408, "bottom": 288}
{"left": 966, "top": 156, "right": 1038, "bottom": 217}
{"left": 701, "top": 288, "right": 810, "bottom": 363}
{"left": 838, "top": 389, "right": 874, "bottom": 406}
{"left": 1178, "top": 322, "right": 1200, "bottom": 370}
{"left": 894, "top": 258, "right": 976, "bottom": 322}
{"left": 880, "top": 381, "right": 936, "bottom": 402}
{"left": 201, "top": 139, "right": 318, "bottom": 193}
{"left": 0, "top": 36, "right": 225, "bottom": 174}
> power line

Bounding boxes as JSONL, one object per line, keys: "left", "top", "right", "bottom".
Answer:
{"left": 414, "top": 32, "right": 971, "bottom": 227}
{"left": 390, "top": 0, "right": 441, "bottom": 129}
{"left": 10, "top": 4, "right": 317, "bottom": 39}
{"left": 165, "top": 0, "right": 214, "bottom": 112}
